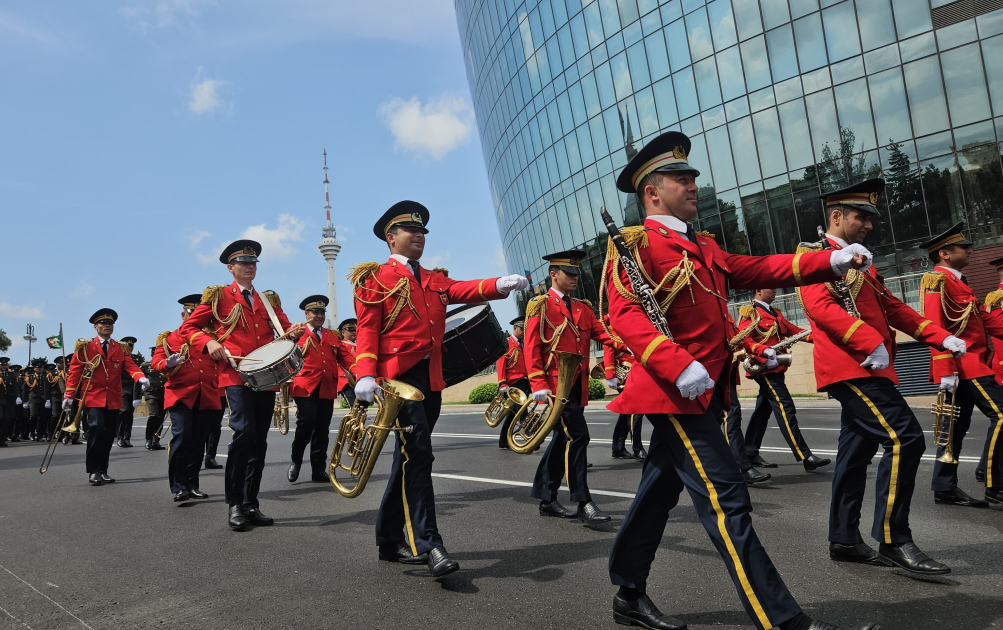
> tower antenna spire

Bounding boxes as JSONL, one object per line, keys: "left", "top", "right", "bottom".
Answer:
{"left": 318, "top": 148, "right": 342, "bottom": 327}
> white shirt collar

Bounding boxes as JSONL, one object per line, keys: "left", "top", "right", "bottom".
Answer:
{"left": 935, "top": 265, "right": 964, "bottom": 280}
{"left": 97, "top": 335, "right": 111, "bottom": 343}
{"left": 343, "top": 339, "right": 356, "bottom": 346}
{"left": 308, "top": 324, "right": 322, "bottom": 336}
{"left": 390, "top": 254, "right": 418, "bottom": 276}
{"left": 647, "top": 214, "right": 690, "bottom": 234}
{"left": 825, "top": 233, "right": 849, "bottom": 248}
{"left": 754, "top": 299, "right": 773, "bottom": 311}
{"left": 549, "top": 287, "right": 566, "bottom": 299}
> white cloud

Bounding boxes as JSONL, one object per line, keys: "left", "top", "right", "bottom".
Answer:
{"left": 195, "top": 252, "right": 217, "bottom": 265}
{"left": 379, "top": 95, "right": 474, "bottom": 160}
{"left": 492, "top": 247, "right": 508, "bottom": 272}
{"left": 0, "top": 302, "right": 45, "bottom": 319}
{"left": 72, "top": 284, "right": 94, "bottom": 298}
{"left": 422, "top": 251, "right": 451, "bottom": 269}
{"left": 187, "top": 230, "right": 211, "bottom": 248}
{"left": 197, "top": 214, "right": 306, "bottom": 265}
{"left": 189, "top": 74, "right": 226, "bottom": 114}
{"left": 119, "top": 0, "right": 210, "bottom": 30}
{"left": 0, "top": 9, "right": 59, "bottom": 48}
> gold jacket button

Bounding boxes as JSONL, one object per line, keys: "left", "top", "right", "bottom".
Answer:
{"left": 393, "top": 347, "right": 398, "bottom": 352}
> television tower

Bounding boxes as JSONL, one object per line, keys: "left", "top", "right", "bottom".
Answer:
{"left": 318, "top": 149, "right": 342, "bottom": 328}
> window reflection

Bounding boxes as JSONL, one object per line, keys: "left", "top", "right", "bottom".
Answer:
{"left": 717, "top": 46, "right": 747, "bottom": 101}
{"left": 891, "top": 0, "right": 933, "bottom": 39}
{"left": 855, "top": 0, "right": 896, "bottom": 51}
{"left": 794, "top": 14, "right": 828, "bottom": 72}
{"left": 903, "top": 57, "right": 950, "bottom": 137}
{"left": 706, "top": 125, "right": 738, "bottom": 190}
{"left": 834, "top": 78, "right": 877, "bottom": 154}
{"left": 760, "top": 0, "right": 790, "bottom": 30}
{"left": 729, "top": 117, "right": 762, "bottom": 185}
{"left": 673, "top": 68, "right": 700, "bottom": 119}
{"left": 753, "top": 108, "right": 788, "bottom": 178}
{"left": 706, "top": 0, "right": 738, "bottom": 50}
{"left": 767, "top": 25, "right": 799, "bottom": 82}
{"left": 694, "top": 57, "right": 723, "bottom": 109}
{"left": 651, "top": 76, "right": 680, "bottom": 126}
{"left": 644, "top": 31, "right": 671, "bottom": 82}
{"left": 868, "top": 68, "right": 912, "bottom": 146}
{"left": 941, "top": 43, "right": 992, "bottom": 128}
{"left": 731, "top": 0, "right": 763, "bottom": 41}
{"left": 685, "top": 7, "right": 715, "bottom": 61}
{"left": 778, "top": 99, "right": 815, "bottom": 169}
{"left": 665, "top": 19, "right": 691, "bottom": 72}
{"left": 922, "top": 154, "right": 967, "bottom": 235}
{"left": 741, "top": 36, "right": 773, "bottom": 92}
{"left": 822, "top": 2, "right": 862, "bottom": 63}
{"left": 740, "top": 185, "right": 776, "bottom": 255}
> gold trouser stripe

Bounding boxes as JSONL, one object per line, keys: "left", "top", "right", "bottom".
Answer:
{"left": 640, "top": 335, "right": 670, "bottom": 366}
{"left": 914, "top": 320, "right": 931, "bottom": 337}
{"left": 763, "top": 378, "right": 804, "bottom": 460}
{"left": 792, "top": 252, "right": 804, "bottom": 285}
{"left": 973, "top": 379, "right": 1003, "bottom": 488}
{"left": 668, "top": 416, "right": 772, "bottom": 629}
{"left": 846, "top": 382, "right": 899, "bottom": 544}
{"left": 397, "top": 417, "right": 419, "bottom": 556}
{"left": 722, "top": 409, "right": 730, "bottom": 444}
{"left": 842, "top": 320, "right": 863, "bottom": 344}
{"left": 562, "top": 416, "right": 573, "bottom": 487}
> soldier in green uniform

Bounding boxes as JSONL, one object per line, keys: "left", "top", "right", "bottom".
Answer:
{"left": 25, "top": 358, "right": 51, "bottom": 442}
{"left": 0, "top": 357, "right": 15, "bottom": 446}
{"left": 45, "top": 363, "right": 61, "bottom": 439}
{"left": 115, "top": 337, "right": 140, "bottom": 447}
{"left": 10, "top": 365, "right": 25, "bottom": 442}
{"left": 141, "top": 348, "right": 167, "bottom": 450}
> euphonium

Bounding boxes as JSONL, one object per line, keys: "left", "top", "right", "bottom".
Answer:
{"left": 932, "top": 384, "right": 960, "bottom": 464}
{"left": 329, "top": 377, "right": 421, "bottom": 498}
{"left": 40, "top": 365, "right": 93, "bottom": 474}
{"left": 484, "top": 386, "right": 530, "bottom": 428}
{"left": 589, "top": 363, "right": 605, "bottom": 380}
{"left": 272, "top": 383, "right": 291, "bottom": 435}
{"left": 506, "top": 351, "right": 584, "bottom": 454}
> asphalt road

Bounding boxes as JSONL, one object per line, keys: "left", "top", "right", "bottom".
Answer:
{"left": 2, "top": 402, "right": 1002, "bottom": 630}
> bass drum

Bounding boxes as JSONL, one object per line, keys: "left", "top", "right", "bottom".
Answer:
{"left": 441, "top": 303, "right": 508, "bottom": 387}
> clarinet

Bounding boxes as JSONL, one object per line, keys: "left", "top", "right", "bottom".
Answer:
{"left": 816, "top": 225, "right": 859, "bottom": 317}
{"left": 600, "top": 207, "right": 673, "bottom": 341}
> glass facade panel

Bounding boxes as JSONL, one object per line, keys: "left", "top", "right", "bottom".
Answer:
{"left": 891, "top": 0, "right": 933, "bottom": 40}
{"left": 941, "top": 43, "right": 992, "bottom": 127}
{"left": 767, "top": 25, "right": 799, "bottom": 83}
{"left": 834, "top": 78, "right": 877, "bottom": 153}
{"left": 706, "top": 0, "right": 738, "bottom": 50}
{"left": 717, "top": 46, "right": 748, "bottom": 101}
{"left": 760, "top": 0, "right": 790, "bottom": 31}
{"left": 741, "top": 36, "right": 773, "bottom": 92}
{"left": 752, "top": 108, "right": 787, "bottom": 178}
{"left": 685, "top": 7, "right": 715, "bottom": 61}
{"left": 855, "top": 0, "right": 897, "bottom": 52}
{"left": 903, "top": 57, "right": 950, "bottom": 136}
{"left": 822, "top": 2, "right": 862, "bottom": 63}
{"left": 868, "top": 67, "right": 912, "bottom": 146}
{"left": 985, "top": 36, "right": 1003, "bottom": 114}
{"left": 731, "top": 0, "right": 763, "bottom": 41}
{"left": 794, "top": 14, "right": 828, "bottom": 73}
{"left": 778, "top": 98, "right": 815, "bottom": 168}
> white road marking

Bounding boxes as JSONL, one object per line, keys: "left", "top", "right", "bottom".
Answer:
{"left": 0, "top": 563, "right": 93, "bottom": 630}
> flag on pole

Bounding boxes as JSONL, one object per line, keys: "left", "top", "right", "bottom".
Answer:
{"left": 46, "top": 333, "right": 63, "bottom": 349}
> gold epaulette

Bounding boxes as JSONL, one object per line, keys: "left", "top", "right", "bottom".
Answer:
{"left": 738, "top": 304, "right": 756, "bottom": 320}
{"left": 697, "top": 229, "right": 715, "bottom": 239}
{"left": 263, "top": 290, "right": 281, "bottom": 309}
{"left": 331, "top": 329, "right": 342, "bottom": 340}
{"left": 349, "top": 262, "right": 381, "bottom": 288}
{"left": 985, "top": 289, "right": 1003, "bottom": 312}
{"left": 118, "top": 341, "right": 131, "bottom": 353}
{"left": 155, "top": 330, "right": 172, "bottom": 349}
{"left": 574, "top": 298, "right": 592, "bottom": 308}
{"left": 920, "top": 272, "right": 946, "bottom": 291}
{"left": 431, "top": 267, "right": 449, "bottom": 277}
{"left": 74, "top": 338, "right": 90, "bottom": 354}
{"left": 795, "top": 241, "right": 823, "bottom": 254}
{"left": 525, "top": 295, "right": 549, "bottom": 318}
{"left": 201, "top": 285, "right": 225, "bottom": 305}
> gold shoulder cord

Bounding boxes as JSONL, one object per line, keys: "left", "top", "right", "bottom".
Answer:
{"left": 919, "top": 272, "right": 974, "bottom": 337}
{"left": 534, "top": 299, "right": 581, "bottom": 370}
{"left": 729, "top": 302, "right": 766, "bottom": 349}
{"left": 349, "top": 262, "right": 418, "bottom": 333}
{"left": 158, "top": 331, "right": 190, "bottom": 379}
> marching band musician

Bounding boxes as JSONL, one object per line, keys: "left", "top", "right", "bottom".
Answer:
{"left": 62, "top": 309, "right": 150, "bottom": 486}
{"left": 495, "top": 315, "right": 529, "bottom": 450}
{"left": 725, "top": 314, "right": 772, "bottom": 485}
{"left": 286, "top": 295, "right": 356, "bottom": 484}
{"left": 797, "top": 179, "right": 965, "bottom": 576}
{"left": 352, "top": 200, "right": 528, "bottom": 577}
{"left": 178, "top": 239, "right": 305, "bottom": 531}
{"left": 116, "top": 336, "right": 140, "bottom": 448}
{"left": 336, "top": 318, "right": 358, "bottom": 406}
{"left": 25, "top": 358, "right": 50, "bottom": 442}
{"left": 0, "top": 357, "right": 14, "bottom": 447}
{"left": 604, "top": 334, "right": 645, "bottom": 461}
{"left": 977, "top": 257, "right": 1003, "bottom": 483}
{"left": 920, "top": 224, "right": 1003, "bottom": 507}
{"left": 733, "top": 289, "right": 830, "bottom": 472}
{"left": 604, "top": 131, "right": 876, "bottom": 630}
{"left": 152, "top": 293, "right": 222, "bottom": 503}
{"left": 525, "top": 250, "right": 611, "bottom": 524}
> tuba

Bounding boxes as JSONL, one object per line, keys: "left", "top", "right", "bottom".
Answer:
{"left": 506, "top": 351, "right": 584, "bottom": 454}
{"left": 484, "top": 387, "right": 531, "bottom": 427}
{"left": 40, "top": 364, "right": 93, "bottom": 474}
{"left": 272, "top": 383, "right": 291, "bottom": 435}
{"left": 932, "top": 380, "right": 960, "bottom": 464}
{"left": 329, "top": 377, "right": 420, "bottom": 498}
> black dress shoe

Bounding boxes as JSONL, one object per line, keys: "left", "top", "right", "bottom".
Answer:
{"left": 803, "top": 454, "right": 832, "bottom": 471}
{"left": 743, "top": 467, "right": 771, "bottom": 485}
{"left": 117, "top": 438, "right": 126, "bottom": 447}
{"left": 9, "top": 436, "right": 20, "bottom": 443}
{"left": 539, "top": 500, "right": 577, "bottom": 518}
{"left": 633, "top": 448, "right": 647, "bottom": 461}
{"left": 150, "top": 441, "right": 165, "bottom": 451}
{"left": 311, "top": 474, "right": 330, "bottom": 483}
{"left": 124, "top": 438, "right": 133, "bottom": 447}
{"left": 100, "top": 472, "right": 115, "bottom": 483}
{"left": 204, "top": 458, "right": 222, "bottom": 470}
{"left": 228, "top": 505, "right": 246, "bottom": 531}
{"left": 829, "top": 542, "right": 888, "bottom": 566}
{"left": 878, "top": 542, "right": 950, "bottom": 575}
{"left": 612, "top": 592, "right": 687, "bottom": 630}
{"left": 145, "top": 440, "right": 153, "bottom": 450}
{"left": 578, "top": 501, "right": 611, "bottom": 524}
{"left": 174, "top": 490, "right": 192, "bottom": 502}
{"left": 749, "top": 454, "right": 777, "bottom": 468}
{"left": 976, "top": 468, "right": 986, "bottom": 483}
{"left": 88, "top": 473, "right": 103, "bottom": 486}
{"left": 935, "top": 487, "right": 989, "bottom": 508}
{"left": 378, "top": 542, "right": 428, "bottom": 565}
{"left": 612, "top": 449, "right": 630, "bottom": 459}
{"left": 427, "top": 547, "right": 459, "bottom": 577}
{"left": 245, "top": 507, "right": 274, "bottom": 526}
{"left": 985, "top": 488, "right": 1003, "bottom": 505}
{"left": 189, "top": 488, "right": 209, "bottom": 499}
{"left": 287, "top": 462, "right": 300, "bottom": 482}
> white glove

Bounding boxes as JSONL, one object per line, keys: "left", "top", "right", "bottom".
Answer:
{"left": 132, "top": 399, "right": 141, "bottom": 409}
{"left": 355, "top": 376, "right": 379, "bottom": 403}
{"left": 764, "top": 358, "right": 779, "bottom": 369}
{"left": 940, "top": 375, "right": 959, "bottom": 393}
{"left": 15, "top": 397, "right": 21, "bottom": 405}
{"left": 496, "top": 274, "right": 529, "bottom": 294}
{"left": 942, "top": 335, "right": 967, "bottom": 357}
{"left": 139, "top": 377, "right": 150, "bottom": 391}
{"left": 830, "top": 243, "right": 873, "bottom": 275}
{"left": 499, "top": 385, "right": 508, "bottom": 392}
{"left": 23, "top": 403, "right": 28, "bottom": 408}
{"left": 165, "top": 353, "right": 185, "bottom": 368}
{"left": 762, "top": 348, "right": 776, "bottom": 360}
{"left": 675, "top": 361, "right": 715, "bottom": 400}
{"left": 860, "top": 343, "right": 890, "bottom": 370}
{"left": 45, "top": 400, "right": 51, "bottom": 409}
{"left": 62, "top": 398, "right": 73, "bottom": 412}
{"left": 532, "top": 389, "right": 552, "bottom": 402}
{"left": 607, "top": 378, "right": 618, "bottom": 389}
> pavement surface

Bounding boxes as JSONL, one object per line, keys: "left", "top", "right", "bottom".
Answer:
{"left": 2, "top": 402, "right": 1002, "bottom": 630}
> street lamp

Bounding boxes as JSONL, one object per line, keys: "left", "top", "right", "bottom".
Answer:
{"left": 23, "top": 324, "right": 36, "bottom": 363}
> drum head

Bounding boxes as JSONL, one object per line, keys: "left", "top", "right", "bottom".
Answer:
{"left": 237, "top": 339, "right": 295, "bottom": 373}
{"left": 441, "top": 303, "right": 506, "bottom": 387}
{"left": 444, "top": 303, "right": 488, "bottom": 334}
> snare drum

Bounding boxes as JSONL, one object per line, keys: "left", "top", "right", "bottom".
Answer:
{"left": 441, "top": 303, "right": 507, "bottom": 387}
{"left": 236, "top": 339, "right": 304, "bottom": 391}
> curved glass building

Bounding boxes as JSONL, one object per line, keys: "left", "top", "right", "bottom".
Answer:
{"left": 456, "top": 0, "right": 1003, "bottom": 308}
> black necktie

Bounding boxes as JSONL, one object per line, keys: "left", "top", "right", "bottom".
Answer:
{"left": 409, "top": 261, "right": 421, "bottom": 284}
{"left": 685, "top": 226, "right": 697, "bottom": 244}
{"left": 101, "top": 340, "right": 108, "bottom": 357}
{"left": 312, "top": 328, "right": 321, "bottom": 342}
{"left": 241, "top": 289, "right": 252, "bottom": 308}
{"left": 562, "top": 295, "right": 572, "bottom": 314}
{"left": 962, "top": 275, "right": 970, "bottom": 286}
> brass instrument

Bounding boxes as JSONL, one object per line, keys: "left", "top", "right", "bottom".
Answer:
{"left": 484, "top": 386, "right": 531, "bottom": 428}
{"left": 40, "top": 364, "right": 93, "bottom": 474}
{"left": 932, "top": 380, "right": 960, "bottom": 464}
{"left": 590, "top": 361, "right": 630, "bottom": 391}
{"left": 329, "top": 377, "right": 420, "bottom": 498}
{"left": 590, "top": 363, "right": 605, "bottom": 380}
{"left": 506, "top": 351, "right": 584, "bottom": 454}
{"left": 272, "top": 383, "right": 291, "bottom": 435}
{"left": 743, "top": 329, "right": 811, "bottom": 376}
{"left": 154, "top": 416, "right": 172, "bottom": 442}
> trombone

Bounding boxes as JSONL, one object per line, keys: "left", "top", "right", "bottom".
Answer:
{"left": 40, "top": 365, "right": 94, "bottom": 474}
{"left": 506, "top": 351, "right": 584, "bottom": 454}
{"left": 932, "top": 375, "right": 960, "bottom": 464}
{"left": 273, "top": 383, "right": 291, "bottom": 435}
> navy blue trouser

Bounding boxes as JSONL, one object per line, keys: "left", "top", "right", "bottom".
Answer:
{"left": 725, "top": 367, "right": 752, "bottom": 471}
{"left": 932, "top": 375, "right": 1003, "bottom": 491}
{"left": 531, "top": 381, "right": 592, "bottom": 503}
{"left": 744, "top": 372, "right": 811, "bottom": 462}
{"left": 223, "top": 386, "right": 275, "bottom": 509}
{"left": 291, "top": 386, "right": 335, "bottom": 478}
{"left": 612, "top": 414, "right": 644, "bottom": 454}
{"left": 167, "top": 396, "right": 216, "bottom": 493}
{"left": 608, "top": 384, "right": 801, "bottom": 630}
{"left": 375, "top": 360, "right": 444, "bottom": 555}
{"left": 498, "top": 377, "right": 530, "bottom": 448}
{"left": 827, "top": 377, "right": 925, "bottom": 545}
{"left": 85, "top": 407, "right": 116, "bottom": 473}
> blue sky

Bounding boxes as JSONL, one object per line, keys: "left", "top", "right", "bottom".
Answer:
{"left": 0, "top": 0, "right": 521, "bottom": 364}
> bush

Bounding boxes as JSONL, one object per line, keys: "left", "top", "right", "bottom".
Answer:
{"left": 589, "top": 378, "right": 607, "bottom": 400}
{"left": 469, "top": 382, "right": 500, "bottom": 404}
{"left": 340, "top": 395, "right": 350, "bottom": 409}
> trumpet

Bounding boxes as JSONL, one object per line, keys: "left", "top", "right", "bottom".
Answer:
{"left": 329, "top": 377, "right": 421, "bottom": 498}
{"left": 932, "top": 379, "right": 960, "bottom": 464}
{"left": 40, "top": 365, "right": 93, "bottom": 474}
{"left": 273, "top": 383, "right": 291, "bottom": 435}
{"left": 506, "top": 351, "right": 584, "bottom": 454}
{"left": 484, "top": 386, "right": 531, "bottom": 427}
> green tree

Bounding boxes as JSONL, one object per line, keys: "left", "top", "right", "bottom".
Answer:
{"left": 0, "top": 329, "right": 10, "bottom": 353}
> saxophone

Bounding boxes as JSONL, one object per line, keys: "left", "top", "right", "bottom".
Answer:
{"left": 742, "top": 329, "right": 811, "bottom": 376}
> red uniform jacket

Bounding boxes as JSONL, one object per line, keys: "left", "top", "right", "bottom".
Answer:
{"left": 606, "top": 218, "right": 838, "bottom": 415}
{"left": 922, "top": 267, "right": 1003, "bottom": 381}
{"left": 602, "top": 339, "right": 634, "bottom": 379}
{"left": 987, "top": 284, "right": 1003, "bottom": 385}
{"left": 178, "top": 282, "right": 294, "bottom": 389}
{"left": 735, "top": 301, "right": 811, "bottom": 377}
{"left": 353, "top": 259, "right": 503, "bottom": 391}
{"left": 151, "top": 330, "right": 222, "bottom": 410}
{"left": 798, "top": 237, "right": 950, "bottom": 391}
{"left": 290, "top": 326, "right": 356, "bottom": 399}
{"left": 525, "top": 288, "right": 608, "bottom": 407}
{"left": 65, "top": 337, "right": 145, "bottom": 409}
{"left": 338, "top": 341, "right": 357, "bottom": 393}
{"left": 496, "top": 335, "right": 528, "bottom": 386}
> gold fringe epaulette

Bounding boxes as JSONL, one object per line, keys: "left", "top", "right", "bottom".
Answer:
{"left": 118, "top": 341, "right": 131, "bottom": 353}
{"left": 574, "top": 298, "right": 592, "bottom": 308}
{"left": 697, "top": 229, "right": 716, "bottom": 239}
{"left": 985, "top": 289, "right": 1003, "bottom": 313}
{"left": 331, "top": 329, "right": 342, "bottom": 340}
{"left": 349, "top": 262, "right": 381, "bottom": 288}
{"left": 74, "top": 338, "right": 90, "bottom": 354}
{"left": 796, "top": 241, "right": 823, "bottom": 254}
{"left": 738, "top": 304, "right": 756, "bottom": 320}
{"left": 920, "top": 272, "right": 946, "bottom": 291}
{"left": 263, "top": 290, "right": 281, "bottom": 309}
{"left": 525, "top": 295, "right": 549, "bottom": 318}
{"left": 201, "top": 285, "right": 224, "bottom": 305}
{"left": 620, "top": 226, "right": 649, "bottom": 250}
{"left": 431, "top": 267, "right": 449, "bottom": 277}
{"left": 155, "top": 330, "right": 172, "bottom": 349}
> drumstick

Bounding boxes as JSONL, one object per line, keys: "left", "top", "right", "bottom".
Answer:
{"left": 227, "top": 356, "right": 263, "bottom": 361}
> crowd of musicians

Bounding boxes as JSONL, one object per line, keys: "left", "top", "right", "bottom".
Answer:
{"left": 7, "top": 129, "right": 1003, "bottom": 630}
